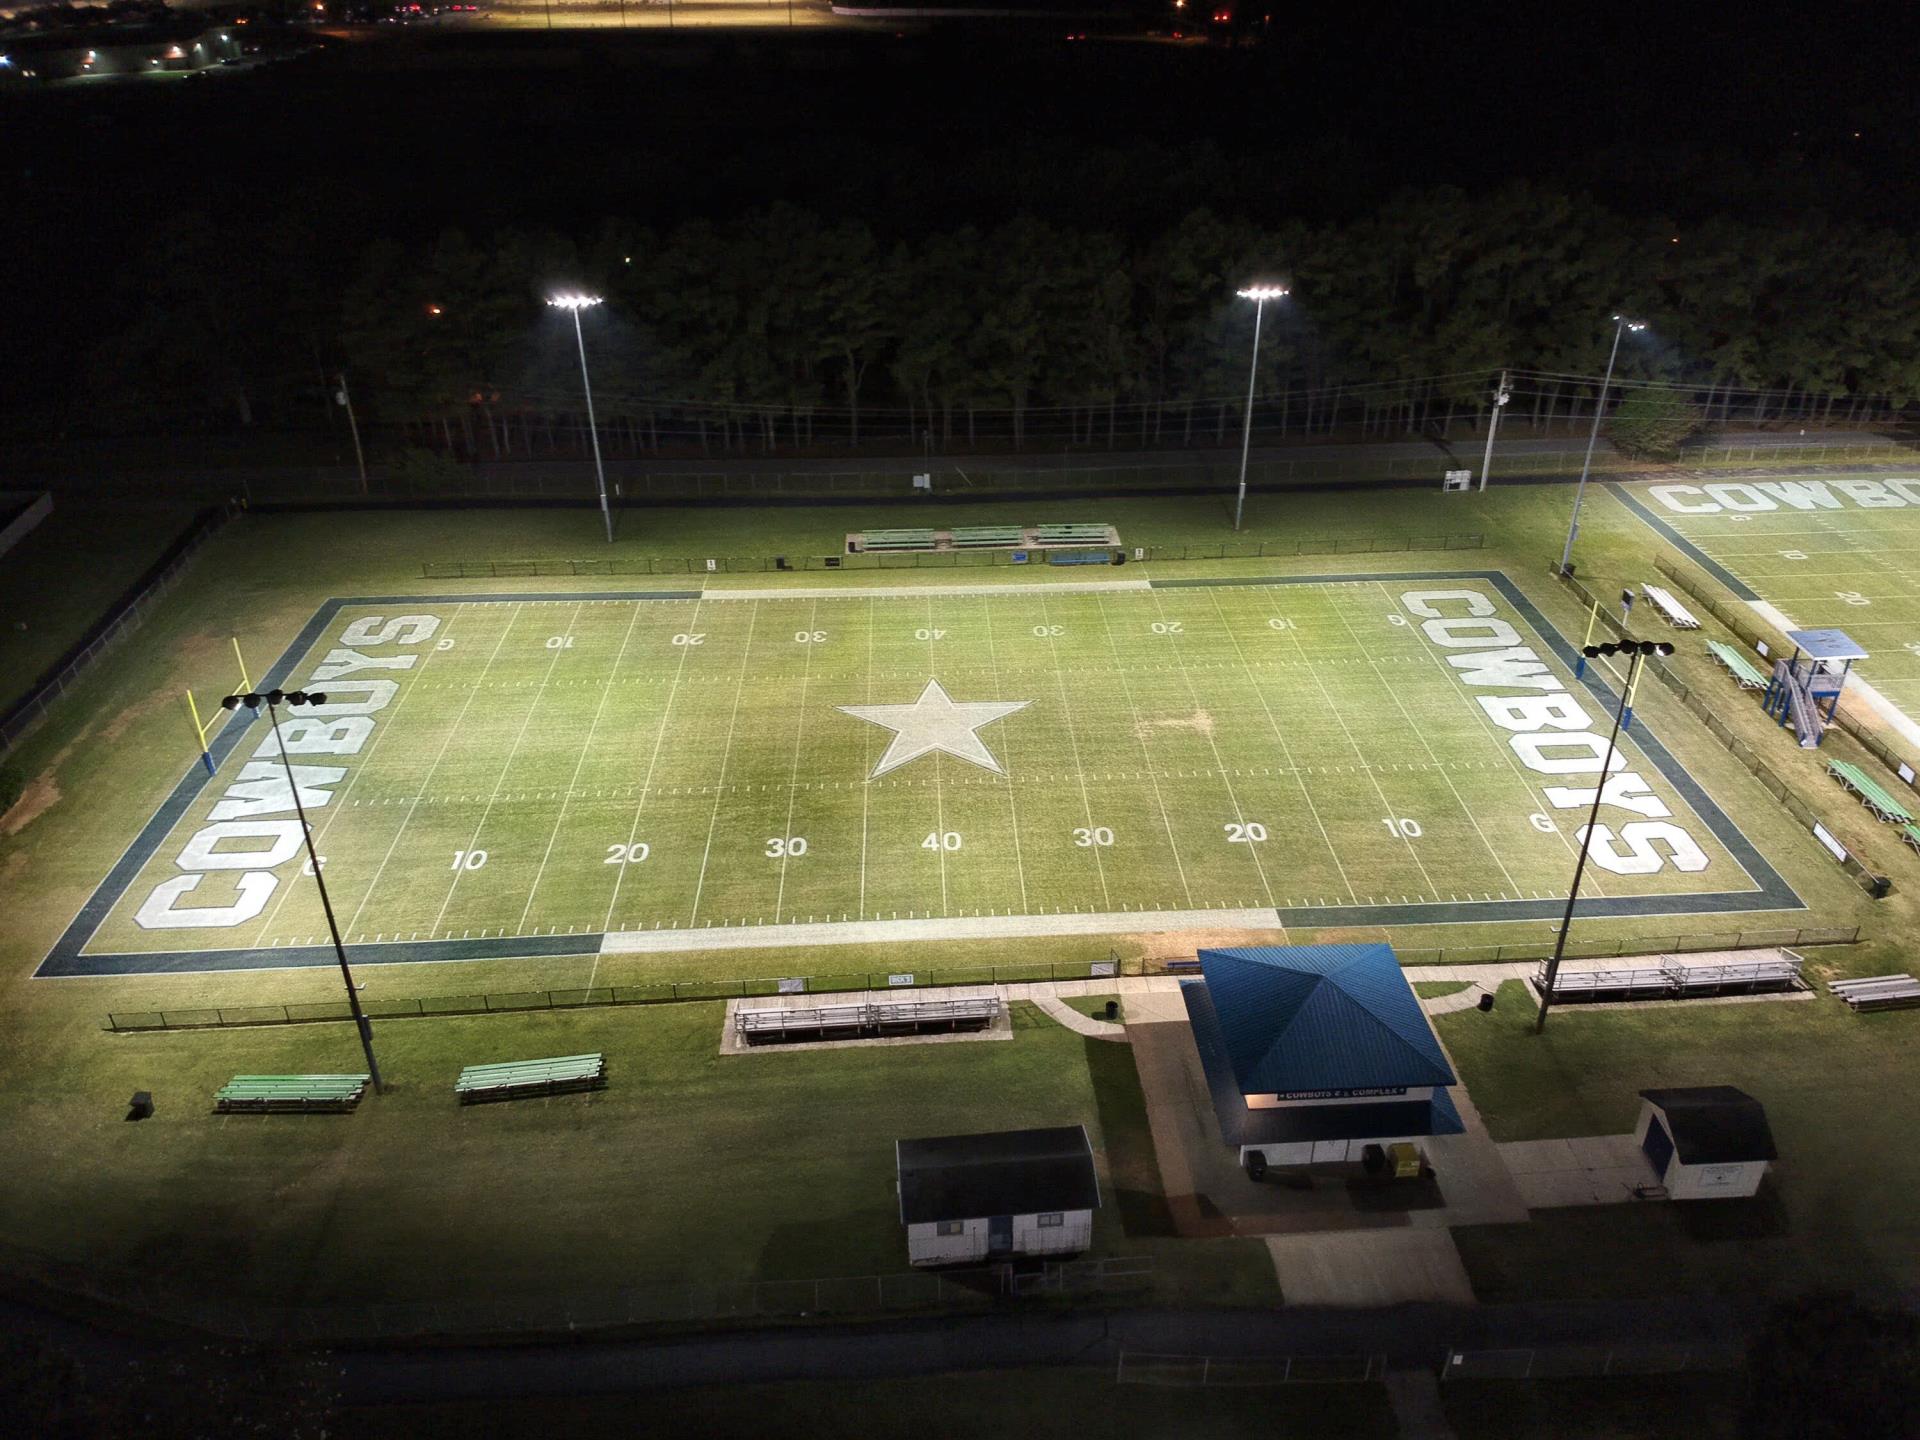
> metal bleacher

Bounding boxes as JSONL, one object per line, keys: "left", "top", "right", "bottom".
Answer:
{"left": 1829, "top": 974, "right": 1920, "bottom": 1013}
{"left": 1707, "top": 640, "right": 1770, "bottom": 690}
{"left": 455, "top": 1053, "right": 607, "bottom": 1104}
{"left": 1535, "top": 954, "right": 1803, "bottom": 1003}
{"left": 1641, "top": 583, "right": 1701, "bottom": 630}
{"left": 1827, "top": 758, "right": 1914, "bottom": 824}
{"left": 949, "top": 525, "right": 1026, "bottom": 548}
{"left": 861, "top": 528, "right": 940, "bottom": 552}
{"left": 735, "top": 995, "right": 1001, "bottom": 1044}
{"left": 1032, "top": 523, "right": 1112, "bottom": 547}
{"left": 214, "top": 1074, "right": 371, "bottom": 1114}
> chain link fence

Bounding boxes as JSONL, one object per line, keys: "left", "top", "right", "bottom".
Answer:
{"left": 1556, "top": 564, "right": 1891, "bottom": 896}
{"left": 1116, "top": 1350, "right": 1387, "bottom": 1386}
{"left": 0, "top": 1237, "right": 1153, "bottom": 1345}
{"left": 103, "top": 927, "right": 1858, "bottom": 1034}
{"left": 0, "top": 506, "right": 232, "bottom": 758}
{"left": 418, "top": 531, "right": 1486, "bottom": 579}
{"left": 1442, "top": 1341, "right": 1742, "bottom": 1379}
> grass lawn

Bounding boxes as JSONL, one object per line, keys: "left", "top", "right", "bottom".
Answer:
{"left": 1438, "top": 980, "right": 1920, "bottom": 1303}
{"left": 1414, "top": 980, "right": 1470, "bottom": 998}
{"left": 0, "top": 996, "right": 1275, "bottom": 1311}
{"left": 1440, "top": 1374, "right": 1742, "bottom": 1439}
{"left": 1061, "top": 992, "right": 1122, "bottom": 1021}
{"left": 338, "top": 1368, "right": 1398, "bottom": 1440}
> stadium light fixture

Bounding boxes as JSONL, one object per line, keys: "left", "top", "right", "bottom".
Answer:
{"left": 548, "top": 294, "right": 614, "bottom": 544}
{"left": 1558, "top": 313, "right": 1649, "bottom": 575}
{"left": 220, "top": 689, "right": 383, "bottom": 1091}
{"left": 1534, "top": 638, "right": 1674, "bottom": 1033}
{"left": 1232, "top": 284, "right": 1290, "bottom": 532}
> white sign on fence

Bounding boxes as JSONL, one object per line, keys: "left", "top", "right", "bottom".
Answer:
{"left": 1812, "top": 822, "right": 1849, "bottom": 863}
{"left": 1900, "top": 763, "right": 1916, "bottom": 787}
{"left": 1091, "top": 961, "right": 1117, "bottom": 978}
{"left": 778, "top": 977, "right": 807, "bottom": 995}
{"left": 888, "top": 973, "right": 915, "bottom": 987}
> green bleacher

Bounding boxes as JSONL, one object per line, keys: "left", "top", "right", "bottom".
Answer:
{"left": 1707, "top": 640, "right": 1769, "bottom": 690}
{"left": 215, "top": 1074, "right": 371, "bottom": 1114}
{"left": 455, "top": 1053, "right": 607, "bottom": 1104}
{"left": 1902, "top": 823, "right": 1920, "bottom": 855}
{"left": 949, "top": 525, "right": 1027, "bottom": 548}
{"left": 861, "top": 528, "right": 939, "bottom": 552}
{"left": 1827, "top": 759, "right": 1914, "bottom": 824}
{"left": 1032, "top": 523, "right": 1112, "bottom": 546}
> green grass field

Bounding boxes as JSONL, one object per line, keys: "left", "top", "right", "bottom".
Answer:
{"left": 1616, "top": 474, "right": 1920, "bottom": 713}
{"left": 73, "top": 571, "right": 1774, "bottom": 974}
{"left": 3, "top": 480, "right": 1914, "bottom": 1327}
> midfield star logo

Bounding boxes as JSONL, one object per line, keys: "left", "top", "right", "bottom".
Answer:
{"left": 839, "top": 679, "right": 1030, "bottom": 779}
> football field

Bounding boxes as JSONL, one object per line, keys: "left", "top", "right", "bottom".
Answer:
{"left": 42, "top": 571, "right": 1796, "bottom": 976}
{"left": 1612, "top": 475, "right": 1920, "bottom": 715}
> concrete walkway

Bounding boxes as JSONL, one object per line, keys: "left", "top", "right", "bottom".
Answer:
{"left": 1498, "top": 1135, "right": 1659, "bottom": 1209}
{"left": 1385, "top": 1368, "right": 1459, "bottom": 1440}
{"left": 1264, "top": 1231, "right": 1475, "bottom": 1308}
{"left": 1027, "top": 994, "right": 1128, "bottom": 1041}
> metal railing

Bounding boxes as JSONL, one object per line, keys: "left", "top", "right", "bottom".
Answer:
{"left": 1116, "top": 1350, "right": 1387, "bottom": 1386}
{"left": 1442, "top": 1342, "right": 1742, "bottom": 1380}
{"left": 0, "top": 506, "right": 232, "bottom": 757}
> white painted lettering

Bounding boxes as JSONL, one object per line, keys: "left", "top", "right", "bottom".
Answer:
{"left": 1579, "top": 821, "right": 1710, "bottom": 875}
{"left": 134, "top": 873, "right": 277, "bottom": 929}
{"left": 207, "top": 762, "right": 346, "bottom": 821}
{"left": 177, "top": 820, "right": 306, "bottom": 871}
{"left": 339, "top": 614, "right": 441, "bottom": 647}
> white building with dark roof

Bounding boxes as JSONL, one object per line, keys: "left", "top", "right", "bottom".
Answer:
{"left": 895, "top": 1125, "right": 1100, "bottom": 1267}
{"left": 1635, "top": 1086, "right": 1777, "bottom": 1199}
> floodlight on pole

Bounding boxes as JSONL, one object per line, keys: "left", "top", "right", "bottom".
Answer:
{"left": 547, "top": 294, "right": 614, "bottom": 544}
{"left": 219, "top": 688, "right": 383, "bottom": 1090}
{"left": 1232, "top": 284, "right": 1289, "bottom": 532}
{"left": 1558, "top": 313, "right": 1647, "bottom": 575}
{"left": 1534, "top": 638, "right": 1675, "bottom": 1033}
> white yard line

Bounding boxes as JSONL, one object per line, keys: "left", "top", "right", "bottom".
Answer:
{"left": 245, "top": 605, "right": 471, "bottom": 948}
{"left": 428, "top": 603, "right": 586, "bottom": 936}
{"left": 341, "top": 605, "right": 525, "bottom": 939}
{"left": 978, "top": 594, "right": 1031, "bottom": 914}
{"left": 1329, "top": 588, "right": 1525, "bottom": 897}
{"left": 925, "top": 597, "right": 949, "bottom": 915}
{"left": 1092, "top": 593, "right": 1195, "bottom": 909}
{"left": 601, "top": 596, "right": 707, "bottom": 931}
{"left": 706, "top": 580, "right": 1152, "bottom": 600}
{"left": 1192, "top": 588, "right": 1351, "bottom": 904}
{"left": 516, "top": 598, "right": 648, "bottom": 934}
{"left": 772, "top": 599, "right": 819, "bottom": 923}
{"left": 1147, "top": 590, "right": 1279, "bottom": 907}
{"left": 686, "top": 601, "right": 762, "bottom": 928}
{"left": 858, "top": 597, "right": 875, "bottom": 919}
{"left": 602, "top": 906, "right": 1285, "bottom": 954}
{"left": 1039, "top": 593, "right": 1111, "bottom": 911}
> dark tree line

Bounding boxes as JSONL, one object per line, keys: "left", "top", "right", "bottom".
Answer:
{"left": 76, "top": 185, "right": 1920, "bottom": 455}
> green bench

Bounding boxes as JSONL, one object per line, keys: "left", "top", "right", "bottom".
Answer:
{"left": 1707, "top": 640, "right": 1769, "bottom": 690}
{"left": 1032, "top": 523, "right": 1112, "bottom": 546}
{"left": 215, "top": 1074, "right": 370, "bottom": 1114}
{"left": 1828, "top": 759, "right": 1914, "bottom": 824}
{"left": 1901, "top": 823, "right": 1920, "bottom": 855}
{"left": 861, "top": 529, "right": 939, "bottom": 552}
{"left": 949, "top": 525, "right": 1027, "bottom": 548}
{"left": 455, "top": 1053, "right": 606, "bottom": 1104}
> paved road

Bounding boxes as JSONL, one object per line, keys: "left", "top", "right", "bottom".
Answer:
{"left": 334, "top": 1297, "right": 1748, "bottom": 1404}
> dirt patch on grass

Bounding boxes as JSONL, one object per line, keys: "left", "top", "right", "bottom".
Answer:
{"left": 1133, "top": 708, "right": 1215, "bottom": 741}
{"left": 1, "top": 773, "right": 61, "bottom": 837}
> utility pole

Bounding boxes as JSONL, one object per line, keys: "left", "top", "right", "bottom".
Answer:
{"left": 1231, "top": 284, "right": 1288, "bottom": 532}
{"left": 335, "top": 373, "right": 367, "bottom": 495}
{"left": 1478, "top": 369, "right": 1510, "bottom": 491}
{"left": 1559, "top": 315, "right": 1645, "bottom": 575}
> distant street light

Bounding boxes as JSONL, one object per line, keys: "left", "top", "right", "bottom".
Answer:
{"left": 1558, "top": 313, "right": 1647, "bottom": 575}
{"left": 220, "top": 689, "right": 383, "bottom": 1090}
{"left": 548, "top": 293, "right": 614, "bottom": 545}
{"left": 1534, "top": 639, "right": 1675, "bottom": 1033}
{"left": 1233, "top": 284, "right": 1288, "bottom": 532}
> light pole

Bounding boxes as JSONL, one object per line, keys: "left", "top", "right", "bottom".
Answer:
{"left": 1558, "top": 314, "right": 1646, "bottom": 574}
{"left": 1232, "top": 284, "right": 1288, "bottom": 532}
{"left": 220, "top": 689, "right": 383, "bottom": 1090}
{"left": 1534, "top": 639, "right": 1675, "bottom": 1033}
{"left": 548, "top": 293, "right": 614, "bottom": 545}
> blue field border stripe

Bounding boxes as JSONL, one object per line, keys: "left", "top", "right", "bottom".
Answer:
{"left": 34, "top": 588, "right": 705, "bottom": 980}
{"left": 1603, "top": 482, "right": 1762, "bottom": 601}
{"left": 42, "top": 576, "right": 1799, "bottom": 978}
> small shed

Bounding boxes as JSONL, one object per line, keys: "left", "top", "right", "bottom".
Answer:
{"left": 1635, "top": 1086, "right": 1777, "bottom": 1199}
{"left": 895, "top": 1125, "right": 1100, "bottom": 1267}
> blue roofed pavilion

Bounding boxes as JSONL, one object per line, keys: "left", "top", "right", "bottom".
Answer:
{"left": 1181, "top": 944, "right": 1465, "bottom": 1155}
